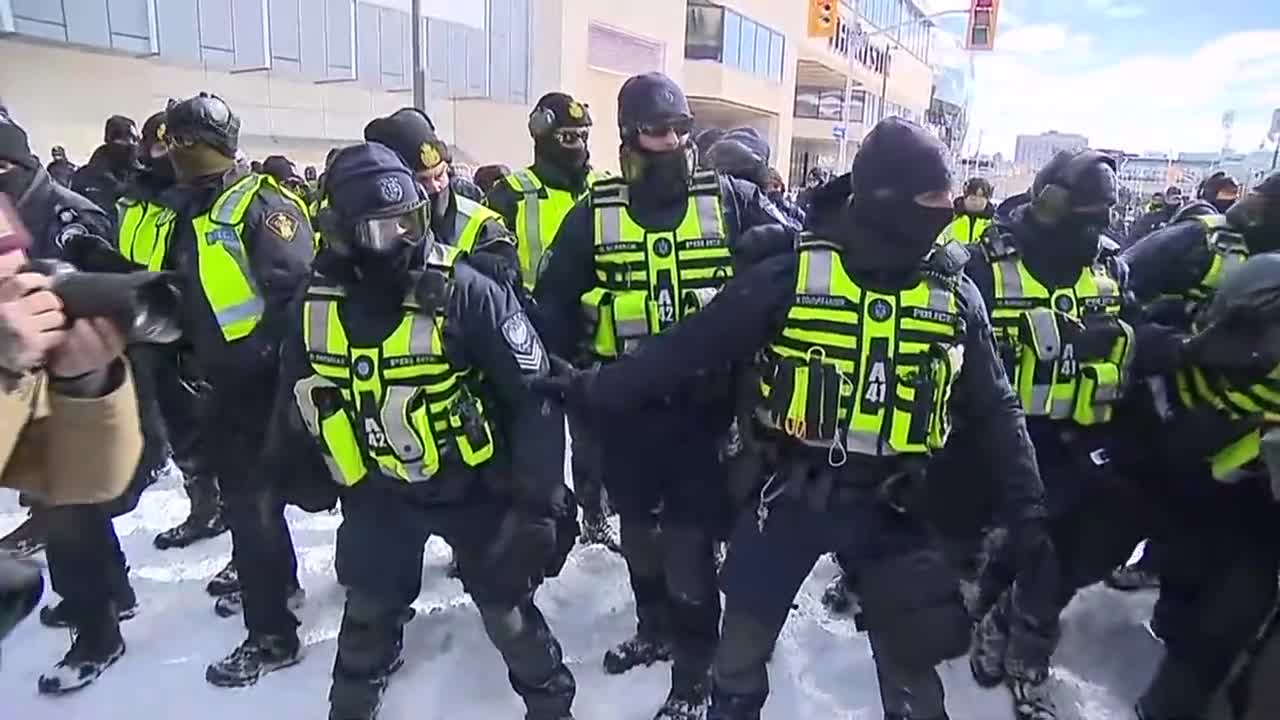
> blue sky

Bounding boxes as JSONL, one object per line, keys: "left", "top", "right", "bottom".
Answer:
{"left": 922, "top": 0, "right": 1280, "bottom": 157}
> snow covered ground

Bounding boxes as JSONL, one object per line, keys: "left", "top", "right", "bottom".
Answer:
{"left": 0, "top": 468, "right": 1167, "bottom": 720}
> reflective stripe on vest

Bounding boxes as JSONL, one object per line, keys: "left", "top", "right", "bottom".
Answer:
{"left": 190, "top": 174, "right": 270, "bottom": 341}
{"left": 450, "top": 195, "right": 504, "bottom": 253}
{"left": 988, "top": 250, "right": 1132, "bottom": 425}
{"left": 505, "top": 167, "right": 605, "bottom": 289}
{"left": 756, "top": 239, "right": 964, "bottom": 460}
{"left": 294, "top": 243, "right": 494, "bottom": 487}
{"left": 1189, "top": 214, "right": 1249, "bottom": 302}
{"left": 579, "top": 171, "right": 728, "bottom": 359}
{"left": 116, "top": 198, "right": 176, "bottom": 272}
{"left": 942, "top": 215, "right": 990, "bottom": 245}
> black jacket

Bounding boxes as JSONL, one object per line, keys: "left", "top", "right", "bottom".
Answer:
{"left": 1127, "top": 206, "right": 1175, "bottom": 244}
{"left": 266, "top": 252, "right": 564, "bottom": 513}
{"left": 46, "top": 158, "right": 76, "bottom": 188}
{"left": 582, "top": 227, "right": 1047, "bottom": 523}
{"left": 166, "top": 168, "right": 314, "bottom": 387}
{"left": 14, "top": 167, "right": 113, "bottom": 260}
{"left": 69, "top": 145, "right": 133, "bottom": 226}
{"left": 1122, "top": 216, "right": 1218, "bottom": 331}
{"left": 533, "top": 174, "right": 791, "bottom": 360}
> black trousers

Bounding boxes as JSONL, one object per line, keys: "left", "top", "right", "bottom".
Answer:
{"left": 329, "top": 482, "right": 574, "bottom": 719}
{"left": 204, "top": 383, "right": 299, "bottom": 638}
{"left": 711, "top": 480, "right": 968, "bottom": 719}
{"left": 599, "top": 412, "right": 730, "bottom": 691}
{"left": 567, "top": 409, "right": 607, "bottom": 520}
{"left": 41, "top": 348, "right": 170, "bottom": 636}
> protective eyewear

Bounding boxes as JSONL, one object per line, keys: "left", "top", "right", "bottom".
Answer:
{"left": 354, "top": 205, "right": 428, "bottom": 252}
{"left": 554, "top": 128, "right": 589, "bottom": 145}
{"left": 639, "top": 118, "right": 693, "bottom": 138}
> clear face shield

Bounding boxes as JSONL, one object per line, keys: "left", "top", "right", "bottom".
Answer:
{"left": 352, "top": 202, "right": 430, "bottom": 254}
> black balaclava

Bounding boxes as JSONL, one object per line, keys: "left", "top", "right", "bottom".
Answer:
{"left": 530, "top": 92, "right": 592, "bottom": 182}
{"left": 617, "top": 72, "right": 696, "bottom": 206}
{"left": 1025, "top": 149, "right": 1118, "bottom": 270}
{"left": 0, "top": 112, "right": 39, "bottom": 201}
{"left": 102, "top": 114, "right": 140, "bottom": 176}
{"left": 847, "top": 117, "right": 954, "bottom": 273}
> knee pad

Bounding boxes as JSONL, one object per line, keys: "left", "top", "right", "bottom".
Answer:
{"left": 858, "top": 549, "right": 969, "bottom": 668}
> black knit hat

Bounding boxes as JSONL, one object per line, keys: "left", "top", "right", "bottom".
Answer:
{"left": 851, "top": 117, "right": 951, "bottom": 199}
{"left": 261, "top": 155, "right": 300, "bottom": 183}
{"left": 324, "top": 142, "right": 424, "bottom": 223}
{"left": 0, "top": 112, "right": 38, "bottom": 170}
{"left": 141, "top": 111, "right": 167, "bottom": 147}
{"left": 532, "top": 92, "right": 592, "bottom": 130}
{"left": 364, "top": 108, "right": 450, "bottom": 173}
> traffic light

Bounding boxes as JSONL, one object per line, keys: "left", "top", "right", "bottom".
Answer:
{"left": 808, "top": 0, "right": 837, "bottom": 39}
{"left": 965, "top": 0, "right": 1000, "bottom": 51}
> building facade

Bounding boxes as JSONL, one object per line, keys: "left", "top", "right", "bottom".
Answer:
{"left": 0, "top": 0, "right": 936, "bottom": 183}
{"left": 1013, "top": 130, "right": 1089, "bottom": 172}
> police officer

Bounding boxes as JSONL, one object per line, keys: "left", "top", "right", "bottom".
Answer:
{"left": 70, "top": 115, "right": 141, "bottom": 225}
{"left": 1128, "top": 185, "right": 1182, "bottom": 242}
{"left": 364, "top": 109, "right": 514, "bottom": 266}
{"left": 151, "top": 93, "right": 314, "bottom": 687}
{"left": 46, "top": 145, "right": 76, "bottom": 187}
{"left": 271, "top": 142, "right": 576, "bottom": 720}
{"left": 485, "top": 93, "right": 609, "bottom": 287}
{"left": 533, "top": 72, "right": 798, "bottom": 719}
{"left": 113, "top": 111, "right": 228, "bottom": 552}
{"left": 959, "top": 149, "right": 1185, "bottom": 720}
{"left": 1119, "top": 172, "right": 1280, "bottom": 720}
{"left": 536, "top": 117, "right": 1052, "bottom": 720}
{"left": 943, "top": 176, "right": 995, "bottom": 244}
{"left": 0, "top": 108, "right": 157, "bottom": 695}
{"left": 483, "top": 91, "right": 615, "bottom": 548}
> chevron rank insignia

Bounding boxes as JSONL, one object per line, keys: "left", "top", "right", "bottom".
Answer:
{"left": 501, "top": 312, "right": 545, "bottom": 372}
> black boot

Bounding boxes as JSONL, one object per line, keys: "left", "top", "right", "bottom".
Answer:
{"left": 155, "top": 474, "right": 227, "bottom": 550}
{"left": 40, "top": 597, "right": 137, "bottom": 628}
{"left": 0, "top": 512, "right": 47, "bottom": 558}
{"left": 1106, "top": 551, "right": 1160, "bottom": 592}
{"left": 205, "top": 559, "right": 240, "bottom": 596}
{"left": 214, "top": 584, "right": 305, "bottom": 618}
{"left": 0, "top": 555, "right": 43, "bottom": 644}
{"left": 706, "top": 686, "right": 766, "bottom": 720}
{"left": 603, "top": 632, "right": 672, "bottom": 675}
{"left": 205, "top": 633, "right": 302, "bottom": 688}
{"left": 37, "top": 620, "right": 125, "bottom": 694}
{"left": 654, "top": 670, "right": 710, "bottom": 720}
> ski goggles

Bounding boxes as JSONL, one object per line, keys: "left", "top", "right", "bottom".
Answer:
{"left": 638, "top": 117, "right": 694, "bottom": 139}
{"left": 553, "top": 128, "right": 589, "bottom": 145}
{"left": 353, "top": 203, "right": 428, "bottom": 252}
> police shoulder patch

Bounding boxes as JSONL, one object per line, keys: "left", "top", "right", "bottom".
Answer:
{"left": 500, "top": 312, "right": 545, "bottom": 373}
{"left": 265, "top": 210, "right": 299, "bottom": 242}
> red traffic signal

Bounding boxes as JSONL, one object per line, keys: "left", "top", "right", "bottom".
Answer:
{"left": 965, "top": 0, "right": 1000, "bottom": 50}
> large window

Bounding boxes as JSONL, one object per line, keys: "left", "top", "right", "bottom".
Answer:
{"left": 588, "top": 23, "right": 665, "bottom": 76}
{"left": 683, "top": 1, "right": 784, "bottom": 83}
{"left": 794, "top": 87, "right": 869, "bottom": 122}
{"left": 859, "top": 0, "right": 930, "bottom": 63}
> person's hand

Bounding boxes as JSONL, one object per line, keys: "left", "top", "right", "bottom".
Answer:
{"left": 46, "top": 317, "right": 125, "bottom": 379}
{"left": 529, "top": 355, "right": 598, "bottom": 408}
{"left": 0, "top": 273, "right": 67, "bottom": 374}
{"left": 1183, "top": 320, "right": 1274, "bottom": 372}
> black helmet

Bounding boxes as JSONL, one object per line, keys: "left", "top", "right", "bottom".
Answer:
{"left": 1225, "top": 172, "right": 1280, "bottom": 251}
{"left": 164, "top": 93, "right": 240, "bottom": 157}
{"left": 617, "top": 72, "right": 692, "bottom": 138}
{"left": 1030, "top": 149, "right": 1118, "bottom": 224}
{"left": 140, "top": 111, "right": 167, "bottom": 148}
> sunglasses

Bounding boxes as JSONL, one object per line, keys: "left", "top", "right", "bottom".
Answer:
{"left": 638, "top": 119, "right": 693, "bottom": 138}
{"left": 554, "top": 128, "right": 589, "bottom": 144}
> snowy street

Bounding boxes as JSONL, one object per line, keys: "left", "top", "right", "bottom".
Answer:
{"left": 0, "top": 470, "right": 1166, "bottom": 720}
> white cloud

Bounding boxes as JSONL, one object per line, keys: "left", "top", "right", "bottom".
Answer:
{"left": 966, "top": 30, "right": 1280, "bottom": 157}
{"left": 1083, "top": 0, "right": 1147, "bottom": 19}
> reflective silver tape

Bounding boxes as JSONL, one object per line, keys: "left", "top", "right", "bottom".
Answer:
{"left": 996, "top": 259, "right": 1023, "bottom": 299}
{"left": 525, "top": 194, "right": 544, "bottom": 279}
{"left": 381, "top": 386, "right": 424, "bottom": 463}
{"left": 212, "top": 176, "right": 261, "bottom": 224}
{"left": 804, "top": 250, "right": 833, "bottom": 296}
{"left": 1028, "top": 385, "right": 1052, "bottom": 415}
{"left": 693, "top": 194, "right": 721, "bottom": 237}
{"left": 598, "top": 205, "right": 622, "bottom": 247}
{"left": 215, "top": 296, "right": 266, "bottom": 328}
{"left": 408, "top": 313, "right": 435, "bottom": 355}
{"left": 306, "top": 300, "right": 331, "bottom": 353}
{"left": 847, "top": 429, "right": 891, "bottom": 456}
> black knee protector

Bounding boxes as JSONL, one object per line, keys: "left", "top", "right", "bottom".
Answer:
{"left": 858, "top": 549, "right": 969, "bottom": 669}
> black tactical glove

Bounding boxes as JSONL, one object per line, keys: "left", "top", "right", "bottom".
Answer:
{"left": 485, "top": 484, "right": 578, "bottom": 589}
{"left": 0, "top": 555, "right": 43, "bottom": 648}
{"left": 732, "top": 223, "right": 797, "bottom": 267}
{"left": 529, "top": 354, "right": 599, "bottom": 410}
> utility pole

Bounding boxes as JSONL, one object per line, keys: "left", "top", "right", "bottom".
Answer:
{"left": 411, "top": 0, "right": 425, "bottom": 111}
